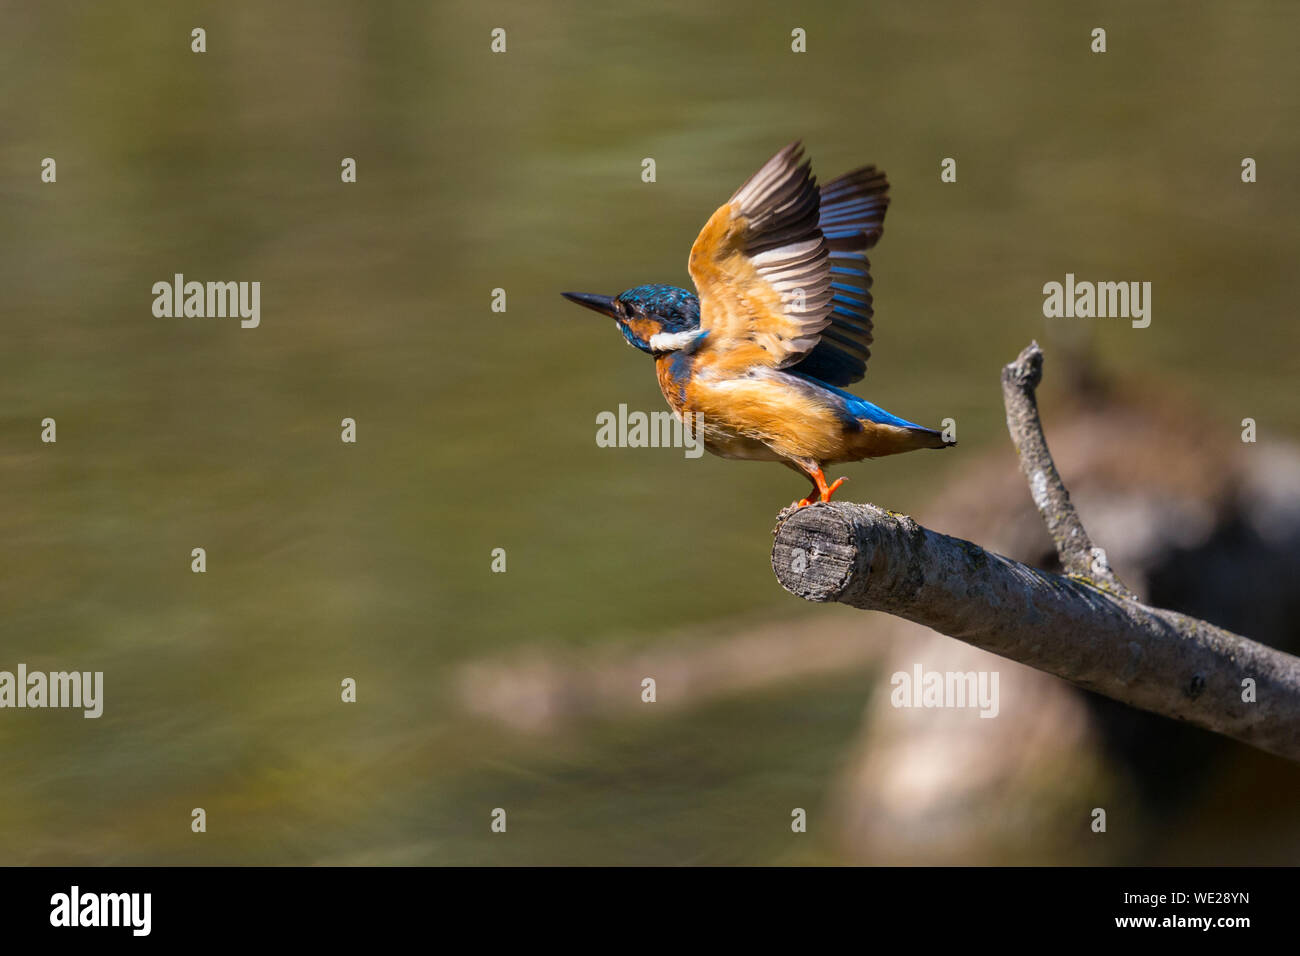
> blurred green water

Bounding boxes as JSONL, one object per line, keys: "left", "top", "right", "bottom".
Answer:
{"left": 1, "top": 0, "right": 1297, "bottom": 864}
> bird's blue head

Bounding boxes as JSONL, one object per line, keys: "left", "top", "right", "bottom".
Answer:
{"left": 562, "top": 283, "right": 701, "bottom": 355}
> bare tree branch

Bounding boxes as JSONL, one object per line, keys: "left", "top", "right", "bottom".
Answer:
{"left": 769, "top": 342, "right": 1300, "bottom": 762}
{"left": 1001, "top": 341, "right": 1135, "bottom": 599}
{"left": 772, "top": 501, "right": 1300, "bottom": 761}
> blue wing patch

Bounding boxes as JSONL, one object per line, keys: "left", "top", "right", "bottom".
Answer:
{"left": 788, "top": 370, "right": 934, "bottom": 434}
{"left": 788, "top": 165, "right": 889, "bottom": 387}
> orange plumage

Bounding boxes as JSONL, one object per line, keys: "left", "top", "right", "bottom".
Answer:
{"left": 565, "top": 141, "right": 952, "bottom": 508}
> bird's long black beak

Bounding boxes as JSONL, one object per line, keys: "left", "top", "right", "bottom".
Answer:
{"left": 561, "top": 291, "right": 618, "bottom": 318}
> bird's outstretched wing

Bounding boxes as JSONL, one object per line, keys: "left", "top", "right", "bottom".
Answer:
{"left": 790, "top": 165, "right": 889, "bottom": 386}
{"left": 686, "top": 141, "right": 888, "bottom": 384}
{"left": 688, "top": 142, "right": 830, "bottom": 371}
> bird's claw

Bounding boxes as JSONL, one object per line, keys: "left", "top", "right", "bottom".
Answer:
{"left": 775, "top": 473, "right": 851, "bottom": 532}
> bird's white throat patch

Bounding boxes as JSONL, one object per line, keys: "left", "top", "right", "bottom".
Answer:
{"left": 648, "top": 329, "right": 704, "bottom": 353}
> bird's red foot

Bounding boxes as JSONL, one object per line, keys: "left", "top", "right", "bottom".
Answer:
{"left": 788, "top": 468, "right": 850, "bottom": 514}
{"left": 808, "top": 466, "right": 849, "bottom": 503}
{"left": 823, "top": 476, "right": 848, "bottom": 502}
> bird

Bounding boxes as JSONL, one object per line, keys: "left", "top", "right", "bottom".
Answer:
{"left": 563, "top": 141, "right": 952, "bottom": 509}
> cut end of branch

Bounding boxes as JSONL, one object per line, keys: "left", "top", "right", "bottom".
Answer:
{"left": 772, "top": 502, "right": 860, "bottom": 603}
{"left": 1001, "top": 340, "right": 1044, "bottom": 391}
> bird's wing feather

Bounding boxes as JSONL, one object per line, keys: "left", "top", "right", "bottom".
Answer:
{"left": 688, "top": 143, "right": 890, "bottom": 383}
{"left": 687, "top": 142, "right": 834, "bottom": 372}
{"left": 787, "top": 165, "right": 889, "bottom": 386}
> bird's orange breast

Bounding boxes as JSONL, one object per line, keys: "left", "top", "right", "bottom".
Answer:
{"left": 655, "top": 357, "right": 933, "bottom": 464}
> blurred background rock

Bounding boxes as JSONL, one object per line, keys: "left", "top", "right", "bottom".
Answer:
{"left": 1, "top": 0, "right": 1296, "bottom": 863}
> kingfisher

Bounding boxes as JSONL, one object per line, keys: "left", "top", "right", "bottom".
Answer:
{"left": 563, "top": 142, "right": 952, "bottom": 509}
